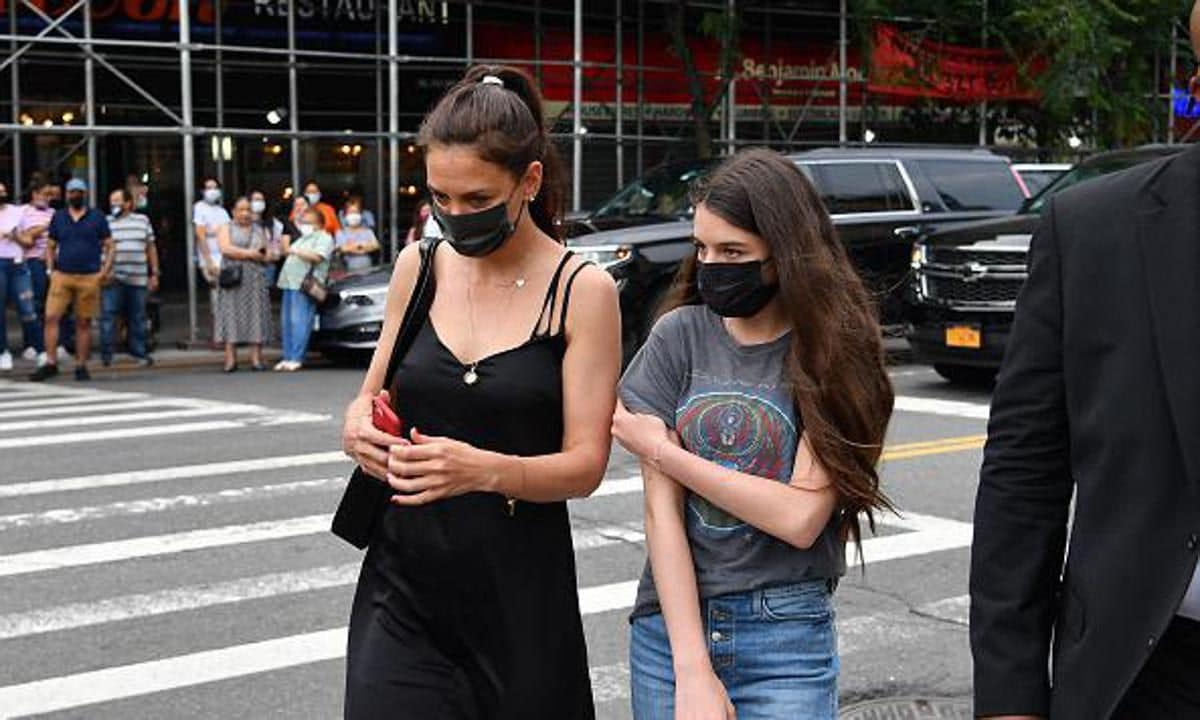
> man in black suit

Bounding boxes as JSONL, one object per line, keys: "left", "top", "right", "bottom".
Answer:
{"left": 970, "top": 6, "right": 1200, "bottom": 719}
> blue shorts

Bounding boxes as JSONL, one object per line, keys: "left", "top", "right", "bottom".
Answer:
{"left": 630, "top": 580, "right": 838, "bottom": 720}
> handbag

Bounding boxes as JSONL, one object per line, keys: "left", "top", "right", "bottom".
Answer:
{"left": 330, "top": 238, "right": 440, "bottom": 549}
{"left": 300, "top": 266, "right": 328, "bottom": 305}
{"left": 217, "top": 264, "right": 242, "bottom": 289}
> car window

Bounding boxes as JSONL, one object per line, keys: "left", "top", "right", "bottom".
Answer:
{"left": 1016, "top": 169, "right": 1066, "bottom": 197}
{"left": 804, "top": 162, "right": 915, "bottom": 215}
{"left": 1023, "top": 157, "right": 1156, "bottom": 214}
{"left": 592, "top": 165, "right": 709, "bottom": 220}
{"left": 914, "top": 159, "right": 1026, "bottom": 212}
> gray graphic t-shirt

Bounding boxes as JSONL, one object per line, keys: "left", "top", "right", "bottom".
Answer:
{"left": 620, "top": 305, "right": 845, "bottom": 619}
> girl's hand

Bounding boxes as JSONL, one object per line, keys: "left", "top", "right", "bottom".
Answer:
{"left": 676, "top": 668, "right": 736, "bottom": 720}
{"left": 386, "top": 428, "right": 503, "bottom": 506}
{"left": 342, "top": 390, "right": 408, "bottom": 480}
{"left": 611, "top": 398, "right": 672, "bottom": 459}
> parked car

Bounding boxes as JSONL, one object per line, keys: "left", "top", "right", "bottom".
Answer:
{"left": 311, "top": 267, "right": 390, "bottom": 364}
{"left": 1013, "top": 162, "right": 1072, "bottom": 196}
{"left": 562, "top": 160, "right": 714, "bottom": 238}
{"left": 906, "top": 144, "right": 1182, "bottom": 384}
{"left": 570, "top": 147, "right": 1030, "bottom": 361}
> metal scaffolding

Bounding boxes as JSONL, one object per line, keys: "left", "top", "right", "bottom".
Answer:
{"left": 1, "top": 0, "right": 868, "bottom": 343}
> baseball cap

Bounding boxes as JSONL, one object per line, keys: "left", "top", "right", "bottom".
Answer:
{"left": 65, "top": 178, "right": 87, "bottom": 192}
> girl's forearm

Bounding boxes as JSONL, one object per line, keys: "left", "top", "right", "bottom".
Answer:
{"left": 654, "top": 441, "right": 835, "bottom": 549}
{"left": 643, "top": 461, "right": 711, "bottom": 672}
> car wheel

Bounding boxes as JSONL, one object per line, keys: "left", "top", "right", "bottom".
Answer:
{"left": 933, "top": 363, "right": 996, "bottom": 387}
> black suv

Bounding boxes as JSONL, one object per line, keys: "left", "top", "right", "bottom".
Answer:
{"left": 906, "top": 144, "right": 1183, "bottom": 384}
{"left": 568, "top": 147, "right": 1029, "bottom": 360}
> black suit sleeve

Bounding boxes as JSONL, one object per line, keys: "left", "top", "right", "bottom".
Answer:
{"left": 970, "top": 198, "right": 1074, "bottom": 717}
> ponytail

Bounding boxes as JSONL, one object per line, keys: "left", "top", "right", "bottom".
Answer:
{"left": 418, "top": 64, "right": 565, "bottom": 241}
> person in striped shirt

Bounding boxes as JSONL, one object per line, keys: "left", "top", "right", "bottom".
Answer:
{"left": 100, "top": 188, "right": 158, "bottom": 367}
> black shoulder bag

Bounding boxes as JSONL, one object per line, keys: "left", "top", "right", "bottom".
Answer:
{"left": 330, "top": 238, "right": 439, "bottom": 549}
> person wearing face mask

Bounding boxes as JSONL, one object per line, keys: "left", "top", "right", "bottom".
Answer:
{"left": 334, "top": 198, "right": 379, "bottom": 272}
{"left": 338, "top": 186, "right": 376, "bottom": 231}
{"left": 30, "top": 178, "right": 114, "bottom": 382}
{"left": 275, "top": 207, "right": 333, "bottom": 372}
{"left": 0, "top": 180, "right": 41, "bottom": 372}
{"left": 99, "top": 188, "right": 158, "bottom": 368}
{"left": 215, "top": 197, "right": 273, "bottom": 372}
{"left": 297, "top": 180, "right": 340, "bottom": 235}
{"left": 249, "top": 189, "right": 285, "bottom": 287}
{"left": 613, "top": 149, "right": 895, "bottom": 720}
{"left": 337, "top": 66, "right": 620, "bottom": 720}
{"left": 17, "top": 180, "right": 55, "bottom": 365}
{"left": 193, "top": 176, "right": 231, "bottom": 345}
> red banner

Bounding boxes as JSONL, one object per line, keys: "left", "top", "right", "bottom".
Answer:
{"left": 868, "top": 24, "right": 1040, "bottom": 102}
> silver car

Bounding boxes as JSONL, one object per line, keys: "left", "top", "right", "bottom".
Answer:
{"left": 313, "top": 267, "right": 391, "bottom": 364}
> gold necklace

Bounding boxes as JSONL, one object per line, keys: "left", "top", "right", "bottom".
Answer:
{"left": 462, "top": 264, "right": 528, "bottom": 386}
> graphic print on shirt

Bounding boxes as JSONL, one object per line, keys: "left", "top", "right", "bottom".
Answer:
{"left": 676, "top": 388, "right": 798, "bottom": 529}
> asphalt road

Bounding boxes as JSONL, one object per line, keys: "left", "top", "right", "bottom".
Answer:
{"left": 0, "top": 360, "right": 992, "bottom": 719}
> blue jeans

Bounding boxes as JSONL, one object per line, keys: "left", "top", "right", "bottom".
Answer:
{"left": 100, "top": 282, "right": 148, "bottom": 360}
{"left": 0, "top": 258, "right": 41, "bottom": 354}
{"left": 23, "top": 257, "right": 47, "bottom": 352}
{"left": 630, "top": 580, "right": 839, "bottom": 720}
{"left": 280, "top": 289, "right": 316, "bottom": 362}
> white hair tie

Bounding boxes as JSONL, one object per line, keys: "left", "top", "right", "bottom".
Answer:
{"left": 481, "top": 75, "right": 504, "bottom": 87}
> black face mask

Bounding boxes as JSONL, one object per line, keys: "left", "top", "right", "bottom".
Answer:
{"left": 697, "top": 259, "right": 778, "bottom": 318}
{"left": 67, "top": 195, "right": 86, "bottom": 210}
{"left": 431, "top": 189, "right": 524, "bottom": 258}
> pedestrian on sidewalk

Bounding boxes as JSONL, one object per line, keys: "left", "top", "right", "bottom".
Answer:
{"left": 17, "top": 179, "right": 55, "bottom": 364}
{"left": 275, "top": 206, "right": 332, "bottom": 372}
{"left": 0, "top": 180, "right": 42, "bottom": 372}
{"left": 299, "top": 179, "right": 340, "bottom": 235}
{"left": 194, "top": 176, "right": 230, "bottom": 346}
{"left": 249, "top": 189, "right": 285, "bottom": 288}
{"left": 969, "top": 6, "right": 1200, "bottom": 718}
{"left": 338, "top": 185, "right": 376, "bottom": 231}
{"left": 30, "top": 178, "right": 114, "bottom": 382}
{"left": 215, "top": 197, "right": 272, "bottom": 373}
{"left": 335, "top": 198, "right": 379, "bottom": 272}
{"left": 338, "top": 65, "right": 620, "bottom": 719}
{"left": 100, "top": 187, "right": 158, "bottom": 368}
{"left": 613, "top": 149, "right": 895, "bottom": 720}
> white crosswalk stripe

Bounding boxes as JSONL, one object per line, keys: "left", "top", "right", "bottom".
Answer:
{"left": 0, "top": 380, "right": 983, "bottom": 718}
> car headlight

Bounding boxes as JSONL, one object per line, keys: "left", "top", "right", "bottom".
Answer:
{"left": 340, "top": 286, "right": 389, "bottom": 307}
{"left": 911, "top": 242, "right": 927, "bottom": 269}
{"left": 569, "top": 244, "right": 634, "bottom": 270}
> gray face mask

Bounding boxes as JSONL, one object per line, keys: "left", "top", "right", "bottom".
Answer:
{"left": 431, "top": 187, "right": 524, "bottom": 258}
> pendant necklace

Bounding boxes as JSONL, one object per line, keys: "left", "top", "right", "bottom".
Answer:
{"left": 463, "top": 267, "right": 528, "bottom": 386}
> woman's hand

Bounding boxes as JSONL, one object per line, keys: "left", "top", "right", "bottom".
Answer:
{"left": 342, "top": 391, "right": 408, "bottom": 480}
{"left": 612, "top": 398, "right": 672, "bottom": 460}
{"left": 386, "top": 428, "right": 507, "bottom": 506}
{"left": 676, "top": 667, "right": 736, "bottom": 720}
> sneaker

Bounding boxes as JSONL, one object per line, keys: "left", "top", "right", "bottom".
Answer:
{"left": 21, "top": 346, "right": 37, "bottom": 361}
{"left": 273, "top": 360, "right": 288, "bottom": 372}
{"left": 36, "top": 351, "right": 48, "bottom": 367}
{"left": 74, "top": 366, "right": 91, "bottom": 382}
{"left": 56, "top": 346, "right": 69, "bottom": 362}
{"left": 136, "top": 356, "right": 154, "bottom": 368}
{"left": 281, "top": 361, "right": 302, "bottom": 372}
{"left": 101, "top": 355, "right": 113, "bottom": 368}
{"left": 29, "top": 364, "right": 58, "bottom": 382}
{"left": 0, "top": 352, "right": 11, "bottom": 371}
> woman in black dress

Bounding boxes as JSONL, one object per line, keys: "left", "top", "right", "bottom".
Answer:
{"left": 339, "top": 65, "right": 621, "bottom": 719}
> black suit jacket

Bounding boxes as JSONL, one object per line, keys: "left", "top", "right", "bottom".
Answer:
{"left": 971, "top": 143, "right": 1200, "bottom": 720}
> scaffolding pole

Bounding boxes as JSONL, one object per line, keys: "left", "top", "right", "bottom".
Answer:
{"left": 1169, "top": 21, "right": 1178, "bottom": 145}
{"left": 636, "top": 0, "right": 643, "bottom": 176}
{"left": 466, "top": 2, "right": 474, "bottom": 66}
{"left": 374, "top": 1, "right": 386, "bottom": 258}
{"left": 215, "top": 0, "right": 225, "bottom": 188}
{"left": 9, "top": 0, "right": 20, "bottom": 200}
{"left": 614, "top": 0, "right": 623, "bottom": 189}
{"left": 837, "top": 0, "right": 847, "bottom": 145}
{"left": 978, "top": 0, "right": 987, "bottom": 147}
{"left": 181, "top": 0, "right": 198, "bottom": 344}
{"left": 572, "top": 0, "right": 582, "bottom": 212}
{"left": 288, "top": 0, "right": 300, "bottom": 195}
{"left": 84, "top": 0, "right": 95, "bottom": 202}
{"left": 725, "top": 0, "right": 736, "bottom": 154}
{"left": 388, "top": 0, "right": 399, "bottom": 258}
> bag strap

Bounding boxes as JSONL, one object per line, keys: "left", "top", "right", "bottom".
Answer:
{"left": 383, "top": 238, "right": 440, "bottom": 386}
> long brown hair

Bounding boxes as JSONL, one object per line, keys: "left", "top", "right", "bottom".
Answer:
{"left": 661, "top": 148, "right": 895, "bottom": 551}
{"left": 417, "top": 65, "right": 565, "bottom": 241}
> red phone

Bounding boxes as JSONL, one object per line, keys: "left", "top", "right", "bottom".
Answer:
{"left": 371, "top": 395, "right": 404, "bottom": 437}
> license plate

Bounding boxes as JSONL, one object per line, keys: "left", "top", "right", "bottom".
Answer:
{"left": 945, "top": 324, "right": 982, "bottom": 349}
{"left": 312, "top": 316, "right": 321, "bottom": 331}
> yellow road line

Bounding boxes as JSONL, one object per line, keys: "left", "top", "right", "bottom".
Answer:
{"left": 882, "top": 434, "right": 986, "bottom": 462}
